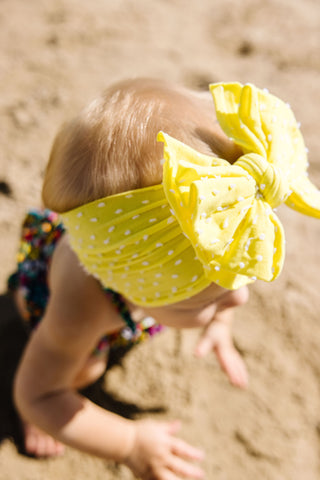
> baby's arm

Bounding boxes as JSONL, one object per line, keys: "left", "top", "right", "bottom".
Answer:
{"left": 14, "top": 238, "right": 204, "bottom": 479}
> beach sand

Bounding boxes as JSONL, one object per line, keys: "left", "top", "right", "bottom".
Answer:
{"left": 0, "top": 1, "right": 320, "bottom": 478}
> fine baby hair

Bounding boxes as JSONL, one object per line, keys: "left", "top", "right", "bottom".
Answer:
{"left": 42, "top": 78, "right": 239, "bottom": 213}
{"left": 50, "top": 79, "right": 320, "bottom": 307}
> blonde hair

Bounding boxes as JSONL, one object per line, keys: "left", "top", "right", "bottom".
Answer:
{"left": 42, "top": 78, "right": 241, "bottom": 213}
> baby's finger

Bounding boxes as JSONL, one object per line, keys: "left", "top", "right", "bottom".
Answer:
{"left": 171, "top": 437, "right": 205, "bottom": 461}
{"left": 168, "top": 455, "right": 205, "bottom": 479}
{"left": 215, "top": 344, "right": 248, "bottom": 389}
{"left": 194, "top": 334, "right": 214, "bottom": 358}
{"left": 165, "top": 419, "right": 182, "bottom": 435}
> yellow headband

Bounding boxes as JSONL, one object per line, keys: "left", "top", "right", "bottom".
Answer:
{"left": 61, "top": 82, "right": 320, "bottom": 306}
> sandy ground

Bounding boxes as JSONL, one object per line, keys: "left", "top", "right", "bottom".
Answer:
{"left": 0, "top": 0, "right": 320, "bottom": 478}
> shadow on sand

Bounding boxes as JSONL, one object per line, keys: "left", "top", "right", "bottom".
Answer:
{"left": 0, "top": 293, "right": 165, "bottom": 457}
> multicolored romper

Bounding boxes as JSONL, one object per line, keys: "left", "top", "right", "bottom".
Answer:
{"left": 8, "top": 209, "right": 164, "bottom": 354}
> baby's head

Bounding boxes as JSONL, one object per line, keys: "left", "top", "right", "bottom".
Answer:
{"left": 44, "top": 79, "right": 319, "bottom": 308}
{"left": 42, "top": 78, "right": 240, "bottom": 212}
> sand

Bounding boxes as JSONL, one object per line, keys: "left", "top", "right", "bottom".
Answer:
{"left": 0, "top": 0, "right": 320, "bottom": 478}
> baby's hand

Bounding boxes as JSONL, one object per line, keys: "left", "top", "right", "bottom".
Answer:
{"left": 195, "top": 302, "right": 248, "bottom": 388}
{"left": 124, "top": 419, "right": 205, "bottom": 479}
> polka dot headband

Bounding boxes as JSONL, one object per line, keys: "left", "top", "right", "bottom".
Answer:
{"left": 61, "top": 82, "right": 320, "bottom": 306}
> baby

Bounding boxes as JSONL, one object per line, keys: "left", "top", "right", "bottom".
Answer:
{"left": 10, "top": 78, "right": 319, "bottom": 479}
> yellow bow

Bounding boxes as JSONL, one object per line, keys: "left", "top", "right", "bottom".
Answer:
{"left": 158, "top": 82, "right": 320, "bottom": 289}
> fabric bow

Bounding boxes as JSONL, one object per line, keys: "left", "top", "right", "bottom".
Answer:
{"left": 158, "top": 82, "right": 320, "bottom": 290}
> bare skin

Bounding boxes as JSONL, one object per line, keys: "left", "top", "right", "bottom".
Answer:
{"left": 14, "top": 234, "right": 248, "bottom": 470}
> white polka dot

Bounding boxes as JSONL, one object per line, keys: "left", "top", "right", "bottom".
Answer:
{"left": 142, "top": 200, "right": 149, "bottom": 204}
{"left": 142, "top": 261, "right": 149, "bottom": 266}
{"left": 199, "top": 195, "right": 205, "bottom": 201}
{"left": 191, "top": 275, "right": 198, "bottom": 282}
{"left": 90, "top": 235, "right": 95, "bottom": 240}
{"left": 143, "top": 234, "right": 149, "bottom": 241}
{"left": 155, "top": 292, "right": 161, "bottom": 298}
{"left": 125, "top": 194, "right": 133, "bottom": 198}
{"left": 267, "top": 134, "right": 272, "bottom": 142}
{"left": 259, "top": 233, "right": 265, "bottom": 240}
{"left": 169, "top": 189, "right": 175, "bottom": 193}
{"left": 172, "top": 286, "right": 178, "bottom": 293}
{"left": 132, "top": 215, "right": 140, "bottom": 220}
{"left": 155, "top": 273, "right": 162, "bottom": 278}
{"left": 75, "top": 225, "right": 80, "bottom": 230}
{"left": 124, "top": 230, "right": 131, "bottom": 235}
{"left": 167, "top": 217, "right": 175, "bottom": 224}
{"left": 200, "top": 212, "right": 207, "bottom": 218}
{"left": 153, "top": 281, "right": 159, "bottom": 286}
{"left": 88, "top": 245, "right": 94, "bottom": 249}
{"left": 98, "top": 202, "right": 105, "bottom": 208}
{"left": 239, "top": 262, "right": 245, "bottom": 269}
{"left": 168, "top": 250, "right": 174, "bottom": 255}
{"left": 156, "top": 243, "right": 163, "bottom": 248}
{"left": 108, "top": 226, "right": 115, "bottom": 232}
{"left": 115, "top": 250, "right": 122, "bottom": 254}
{"left": 256, "top": 255, "right": 263, "bottom": 261}
{"left": 138, "top": 278, "right": 145, "bottom": 283}
{"left": 132, "top": 253, "right": 138, "bottom": 259}
{"left": 214, "top": 265, "right": 220, "bottom": 271}
{"left": 90, "top": 218, "right": 98, "bottom": 222}
{"left": 260, "top": 184, "right": 266, "bottom": 191}
{"left": 115, "top": 209, "right": 123, "bottom": 214}
{"left": 149, "top": 218, "right": 157, "bottom": 223}
{"left": 237, "top": 196, "right": 245, "bottom": 202}
{"left": 210, "top": 239, "right": 219, "bottom": 244}
{"left": 172, "top": 274, "right": 178, "bottom": 279}
{"left": 175, "top": 259, "right": 182, "bottom": 265}
{"left": 103, "top": 238, "right": 110, "bottom": 244}
{"left": 76, "top": 212, "right": 83, "bottom": 218}
{"left": 251, "top": 276, "right": 257, "bottom": 281}
{"left": 223, "top": 218, "right": 229, "bottom": 229}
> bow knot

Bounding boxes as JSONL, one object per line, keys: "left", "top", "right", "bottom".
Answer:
{"left": 235, "top": 153, "right": 290, "bottom": 209}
